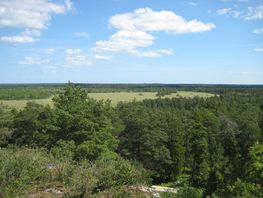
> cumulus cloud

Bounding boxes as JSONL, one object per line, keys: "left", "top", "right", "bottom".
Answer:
{"left": 109, "top": 8, "right": 215, "bottom": 34}
{"left": 65, "top": 48, "right": 92, "bottom": 66}
{"left": 95, "top": 30, "right": 154, "bottom": 52}
{"left": 0, "top": 28, "right": 41, "bottom": 43}
{"left": 253, "top": 28, "right": 263, "bottom": 34}
{"left": 245, "top": 5, "right": 263, "bottom": 20}
{"left": 0, "top": 0, "right": 72, "bottom": 29}
{"left": 19, "top": 56, "right": 49, "bottom": 64}
{"left": 0, "top": 0, "right": 72, "bottom": 43}
{"left": 95, "top": 8, "right": 215, "bottom": 57}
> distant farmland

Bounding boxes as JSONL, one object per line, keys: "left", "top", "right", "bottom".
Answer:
{"left": 0, "top": 91, "right": 215, "bottom": 109}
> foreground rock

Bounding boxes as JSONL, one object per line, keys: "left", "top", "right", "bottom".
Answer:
{"left": 130, "top": 185, "right": 177, "bottom": 197}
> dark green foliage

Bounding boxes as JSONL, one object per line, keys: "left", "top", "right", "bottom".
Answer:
{"left": 189, "top": 123, "right": 210, "bottom": 188}
{"left": 117, "top": 88, "right": 263, "bottom": 196}
{"left": 0, "top": 104, "right": 13, "bottom": 147}
{"left": 11, "top": 102, "right": 57, "bottom": 147}
{"left": 118, "top": 103, "right": 172, "bottom": 182}
{"left": 53, "top": 83, "right": 119, "bottom": 151}
{"left": 51, "top": 139, "right": 76, "bottom": 160}
{"left": 156, "top": 88, "right": 177, "bottom": 97}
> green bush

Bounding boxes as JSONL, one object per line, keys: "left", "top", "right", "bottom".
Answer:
{"left": 176, "top": 185, "right": 203, "bottom": 198}
{"left": 94, "top": 156, "right": 149, "bottom": 191}
{"left": 0, "top": 147, "right": 51, "bottom": 196}
{"left": 51, "top": 140, "right": 76, "bottom": 160}
{"left": 226, "top": 179, "right": 263, "bottom": 198}
{"left": 93, "top": 186, "right": 149, "bottom": 198}
{"left": 65, "top": 160, "right": 97, "bottom": 197}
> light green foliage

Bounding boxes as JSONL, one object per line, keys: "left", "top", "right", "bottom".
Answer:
{"left": 0, "top": 147, "right": 149, "bottom": 197}
{"left": 227, "top": 179, "right": 263, "bottom": 198}
{"left": 94, "top": 156, "right": 149, "bottom": 190}
{"left": 0, "top": 147, "right": 51, "bottom": 196}
{"left": 246, "top": 143, "right": 263, "bottom": 185}
{"left": 93, "top": 186, "right": 149, "bottom": 198}
{"left": 0, "top": 98, "right": 53, "bottom": 109}
{"left": 65, "top": 160, "right": 97, "bottom": 197}
{"left": 175, "top": 186, "right": 203, "bottom": 198}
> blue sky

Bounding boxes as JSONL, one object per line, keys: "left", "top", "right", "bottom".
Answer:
{"left": 0, "top": 0, "right": 262, "bottom": 84}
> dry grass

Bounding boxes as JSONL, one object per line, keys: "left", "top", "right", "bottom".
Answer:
{"left": 0, "top": 91, "right": 214, "bottom": 109}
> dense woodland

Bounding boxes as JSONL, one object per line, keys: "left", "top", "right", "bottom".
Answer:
{"left": 0, "top": 84, "right": 262, "bottom": 197}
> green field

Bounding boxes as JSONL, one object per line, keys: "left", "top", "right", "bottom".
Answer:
{"left": 0, "top": 91, "right": 214, "bottom": 109}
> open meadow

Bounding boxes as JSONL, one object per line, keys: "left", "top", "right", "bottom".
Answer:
{"left": 0, "top": 91, "right": 214, "bottom": 109}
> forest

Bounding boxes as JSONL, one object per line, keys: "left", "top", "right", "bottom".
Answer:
{"left": 0, "top": 83, "right": 262, "bottom": 197}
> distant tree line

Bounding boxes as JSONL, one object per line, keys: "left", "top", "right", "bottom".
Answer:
{"left": 0, "top": 88, "right": 60, "bottom": 100}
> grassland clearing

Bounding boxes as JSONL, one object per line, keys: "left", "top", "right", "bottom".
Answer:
{"left": 0, "top": 91, "right": 214, "bottom": 109}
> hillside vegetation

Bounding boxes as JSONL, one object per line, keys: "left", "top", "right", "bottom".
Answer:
{"left": 0, "top": 83, "right": 262, "bottom": 197}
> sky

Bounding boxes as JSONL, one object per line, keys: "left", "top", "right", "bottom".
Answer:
{"left": 0, "top": 0, "right": 262, "bottom": 84}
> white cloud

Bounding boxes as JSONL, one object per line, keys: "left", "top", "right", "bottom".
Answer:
{"left": 73, "top": 32, "right": 89, "bottom": 39}
{"left": 95, "top": 30, "right": 154, "bottom": 52}
{"left": 94, "top": 54, "right": 113, "bottom": 60}
{"left": 94, "top": 8, "right": 215, "bottom": 57}
{"left": 0, "top": 0, "right": 72, "bottom": 29}
{"left": 253, "top": 28, "right": 263, "bottom": 34}
{"left": 217, "top": 8, "right": 232, "bottom": 15}
{"left": 0, "top": 28, "right": 41, "bottom": 43}
{"left": 245, "top": 5, "right": 263, "bottom": 20}
{"left": 65, "top": 48, "right": 92, "bottom": 66}
{"left": 21, "top": 29, "right": 41, "bottom": 37}
{"left": 217, "top": 8, "right": 241, "bottom": 17}
{"left": 254, "top": 48, "right": 263, "bottom": 52}
{"left": 109, "top": 8, "right": 215, "bottom": 34}
{"left": 129, "top": 49, "right": 173, "bottom": 58}
{"left": 0, "top": 36, "right": 36, "bottom": 43}
{"left": 19, "top": 56, "right": 49, "bottom": 64}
